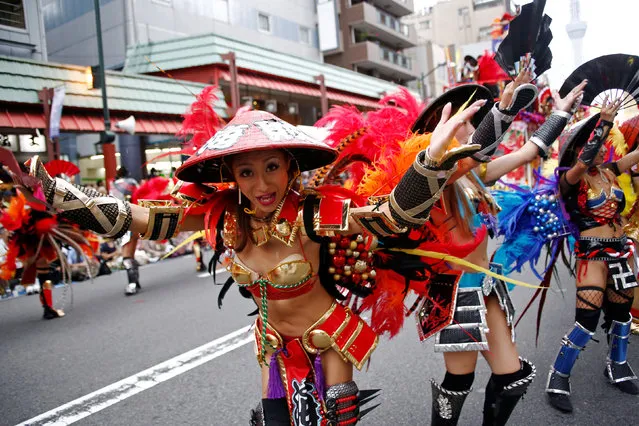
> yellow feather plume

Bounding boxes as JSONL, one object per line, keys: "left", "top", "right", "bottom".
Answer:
{"left": 618, "top": 172, "right": 636, "bottom": 217}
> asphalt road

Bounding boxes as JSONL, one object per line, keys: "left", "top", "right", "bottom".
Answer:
{"left": 1, "top": 252, "right": 638, "bottom": 425}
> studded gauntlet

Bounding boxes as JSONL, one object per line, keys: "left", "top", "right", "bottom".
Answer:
{"left": 470, "top": 83, "right": 538, "bottom": 162}
{"left": 29, "top": 156, "right": 132, "bottom": 239}
{"left": 388, "top": 142, "right": 481, "bottom": 229}
{"left": 530, "top": 111, "right": 572, "bottom": 157}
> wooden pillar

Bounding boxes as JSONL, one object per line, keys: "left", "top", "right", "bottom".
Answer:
{"left": 38, "top": 87, "right": 58, "bottom": 161}
{"left": 221, "top": 52, "right": 240, "bottom": 116}
{"left": 314, "top": 74, "right": 328, "bottom": 116}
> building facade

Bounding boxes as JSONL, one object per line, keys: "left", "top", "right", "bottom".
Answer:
{"left": 0, "top": 0, "right": 48, "bottom": 60}
{"left": 404, "top": 0, "right": 513, "bottom": 97}
{"left": 321, "top": 0, "right": 418, "bottom": 85}
{"left": 43, "top": 0, "right": 322, "bottom": 69}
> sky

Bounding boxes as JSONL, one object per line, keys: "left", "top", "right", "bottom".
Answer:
{"left": 413, "top": 0, "right": 639, "bottom": 87}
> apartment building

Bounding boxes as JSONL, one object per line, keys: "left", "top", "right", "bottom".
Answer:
{"left": 321, "top": 0, "right": 418, "bottom": 85}
{"left": 0, "top": 0, "right": 47, "bottom": 60}
{"left": 42, "top": 0, "right": 322, "bottom": 68}
{"left": 404, "top": 0, "right": 513, "bottom": 97}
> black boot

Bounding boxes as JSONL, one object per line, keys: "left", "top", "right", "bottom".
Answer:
{"left": 249, "top": 401, "right": 264, "bottom": 426}
{"left": 483, "top": 358, "right": 536, "bottom": 426}
{"left": 430, "top": 380, "right": 471, "bottom": 426}
{"left": 261, "top": 398, "right": 289, "bottom": 426}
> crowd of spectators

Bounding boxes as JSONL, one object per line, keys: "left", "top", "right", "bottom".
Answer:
{"left": 0, "top": 229, "right": 205, "bottom": 298}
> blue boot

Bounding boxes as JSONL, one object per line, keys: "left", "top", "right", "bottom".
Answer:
{"left": 605, "top": 315, "right": 639, "bottom": 395}
{"left": 546, "top": 322, "right": 593, "bottom": 413}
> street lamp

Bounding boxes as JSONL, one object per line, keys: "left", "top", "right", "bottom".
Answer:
{"left": 419, "top": 62, "right": 452, "bottom": 100}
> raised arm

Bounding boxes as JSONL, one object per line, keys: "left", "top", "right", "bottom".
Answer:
{"left": 615, "top": 147, "right": 639, "bottom": 174}
{"left": 563, "top": 96, "right": 622, "bottom": 186}
{"left": 27, "top": 156, "right": 204, "bottom": 241}
{"left": 347, "top": 100, "right": 486, "bottom": 236}
{"left": 481, "top": 80, "right": 588, "bottom": 184}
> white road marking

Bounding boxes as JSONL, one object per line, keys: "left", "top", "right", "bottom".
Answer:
{"left": 18, "top": 325, "right": 253, "bottom": 426}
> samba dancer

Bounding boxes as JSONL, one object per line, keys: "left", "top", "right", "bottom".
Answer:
{"left": 17, "top": 100, "right": 486, "bottom": 424}
{"left": 546, "top": 96, "right": 639, "bottom": 413}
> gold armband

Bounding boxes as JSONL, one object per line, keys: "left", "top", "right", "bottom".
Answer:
{"left": 138, "top": 200, "right": 184, "bottom": 240}
{"left": 351, "top": 209, "right": 407, "bottom": 237}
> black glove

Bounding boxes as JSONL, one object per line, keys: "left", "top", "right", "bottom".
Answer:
{"left": 578, "top": 120, "right": 613, "bottom": 167}
{"left": 470, "top": 83, "right": 538, "bottom": 162}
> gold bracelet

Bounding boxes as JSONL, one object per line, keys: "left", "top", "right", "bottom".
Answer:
{"left": 138, "top": 200, "right": 184, "bottom": 240}
{"left": 423, "top": 147, "right": 442, "bottom": 169}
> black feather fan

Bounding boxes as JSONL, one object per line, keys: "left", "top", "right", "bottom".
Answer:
{"left": 559, "top": 54, "right": 639, "bottom": 110}
{"left": 495, "top": 0, "right": 553, "bottom": 80}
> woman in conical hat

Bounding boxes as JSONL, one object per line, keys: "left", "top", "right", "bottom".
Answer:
{"left": 17, "top": 95, "right": 486, "bottom": 424}
{"left": 545, "top": 94, "right": 639, "bottom": 414}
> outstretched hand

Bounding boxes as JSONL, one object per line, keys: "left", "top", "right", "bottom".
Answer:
{"left": 553, "top": 79, "right": 587, "bottom": 113}
{"left": 428, "top": 99, "right": 487, "bottom": 167}
{"left": 599, "top": 94, "right": 624, "bottom": 122}
{"left": 499, "top": 69, "right": 533, "bottom": 110}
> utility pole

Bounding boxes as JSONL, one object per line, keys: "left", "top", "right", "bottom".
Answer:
{"left": 93, "top": 0, "right": 116, "bottom": 191}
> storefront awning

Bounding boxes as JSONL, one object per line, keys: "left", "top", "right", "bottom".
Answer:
{"left": 0, "top": 109, "right": 182, "bottom": 134}
{"left": 218, "top": 71, "right": 381, "bottom": 109}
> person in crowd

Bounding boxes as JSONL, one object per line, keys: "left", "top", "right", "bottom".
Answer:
{"left": 110, "top": 166, "right": 142, "bottom": 295}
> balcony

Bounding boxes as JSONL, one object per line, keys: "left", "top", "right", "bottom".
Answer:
{"left": 348, "top": 41, "right": 417, "bottom": 81}
{"left": 373, "top": 0, "right": 414, "bottom": 17}
{"left": 347, "top": 1, "right": 417, "bottom": 49}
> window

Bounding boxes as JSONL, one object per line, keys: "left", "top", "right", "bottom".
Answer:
{"left": 478, "top": 25, "right": 492, "bottom": 41}
{"left": 258, "top": 12, "right": 271, "bottom": 33}
{"left": 151, "top": 0, "right": 172, "bottom": 6}
{"left": 299, "top": 26, "right": 311, "bottom": 45}
{"left": 418, "top": 21, "right": 431, "bottom": 30}
{"left": 458, "top": 7, "right": 470, "bottom": 29}
{"left": 473, "top": 0, "right": 500, "bottom": 7}
{"left": 0, "top": 0, "right": 26, "bottom": 29}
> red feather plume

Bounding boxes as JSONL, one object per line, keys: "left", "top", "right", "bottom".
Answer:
{"left": 131, "top": 177, "right": 172, "bottom": 204}
{"left": 620, "top": 114, "right": 639, "bottom": 151}
{"left": 176, "top": 86, "right": 224, "bottom": 155}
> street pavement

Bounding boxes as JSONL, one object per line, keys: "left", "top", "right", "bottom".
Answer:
{"left": 1, "top": 253, "right": 638, "bottom": 425}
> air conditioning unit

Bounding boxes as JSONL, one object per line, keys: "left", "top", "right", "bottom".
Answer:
{"left": 241, "top": 96, "right": 254, "bottom": 107}
{"left": 265, "top": 99, "right": 278, "bottom": 113}
{"left": 288, "top": 102, "right": 299, "bottom": 115}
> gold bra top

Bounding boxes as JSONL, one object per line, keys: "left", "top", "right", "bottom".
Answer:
{"left": 228, "top": 254, "right": 316, "bottom": 300}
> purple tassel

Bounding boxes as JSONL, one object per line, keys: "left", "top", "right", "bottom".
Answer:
{"left": 267, "top": 349, "right": 286, "bottom": 399}
{"left": 314, "top": 354, "right": 326, "bottom": 401}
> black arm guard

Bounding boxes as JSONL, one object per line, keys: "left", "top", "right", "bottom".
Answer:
{"left": 389, "top": 150, "right": 455, "bottom": 228}
{"left": 30, "top": 156, "right": 132, "bottom": 239}
{"left": 530, "top": 111, "right": 571, "bottom": 157}
{"left": 578, "top": 120, "right": 613, "bottom": 167}
{"left": 470, "top": 83, "right": 538, "bottom": 162}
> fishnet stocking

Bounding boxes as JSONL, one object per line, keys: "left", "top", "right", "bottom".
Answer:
{"left": 576, "top": 285, "right": 605, "bottom": 310}
{"left": 605, "top": 287, "right": 634, "bottom": 305}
